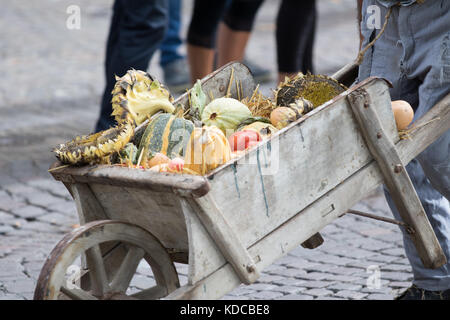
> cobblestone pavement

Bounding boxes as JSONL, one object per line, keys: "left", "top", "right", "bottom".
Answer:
{"left": 0, "top": 0, "right": 413, "bottom": 300}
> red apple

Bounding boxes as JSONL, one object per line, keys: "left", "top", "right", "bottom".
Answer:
{"left": 228, "top": 130, "right": 262, "bottom": 152}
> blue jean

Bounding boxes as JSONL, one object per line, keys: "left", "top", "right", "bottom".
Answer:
{"left": 160, "top": 0, "right": 184, "bottom": 67}
{"left": 95, "top": 0, "right": 168, "bottom": 132}
{"left": 359, "top": 0, "right": 450, "bottom": 290}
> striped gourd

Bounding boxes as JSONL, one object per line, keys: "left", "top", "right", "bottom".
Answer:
{"left": 184, "top": 126, "right": 231, "bottom": 175}
{"left": 137, "top": 112, "right": 194, "bottom": 165}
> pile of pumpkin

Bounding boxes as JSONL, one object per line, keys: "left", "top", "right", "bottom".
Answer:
{"left": 54, "top": 69, "right": 413, "bottom": 176}
{"left": 118, "top": 80, "right": 317, "bottom": 175}
{"left": 54, "top": 70, "right": 331, "bottom": 174}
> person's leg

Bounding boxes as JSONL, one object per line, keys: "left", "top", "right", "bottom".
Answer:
{"left": 187, "top": 0, "right": 228, "bottom": 82}
{"left": 159, "top": 0, "right": 190, "bottom": 91}
{"left": 187, "top": 45, "right": 216, "bottom": 83}
{"left": 159, "top": 0, "right": 183, "bottom": 67}
{"left": 216, "top": 23, "right": 251, "bottom": 67}
{"left": 386, "top": 159, "right": 450, "bottom": 297}
{"left": 391, "top": 1, "right": 450, "bottom": 293}
{"left": 411, "top": 23, "right": 450, "bottom": 202}
{"left": 300, "top": 0, "right": 316, "bottom": 75}
{"left": 97, "top": 0, "right": 123, "bottom": 132}
{"left": 399, "top": 0, "right": 450, "bottom": 292}
{"left": 360, "top": 0, "right": 450, "bottom": 296}
{"left": 216, "top": 0, "right": 264, "bottom": 67}
{"left": 96, "top": 0, "right": 169, "bottom": 132}
{"left": 276, "top": 0, "right": 316, "bottom": 84}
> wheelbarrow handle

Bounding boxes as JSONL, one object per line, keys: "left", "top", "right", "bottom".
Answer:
{"left": 332, "top": 61, "right": 359, "bottom": 87}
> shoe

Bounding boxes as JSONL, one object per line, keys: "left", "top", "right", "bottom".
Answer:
{"left": 242, "top": 58, "right": 273, "bottom": 84}
{"left": 162, "top": 58, "right": 191, "bottom": 94}
{"left": 395, "top": 284, "right": 450, "bottom": 300}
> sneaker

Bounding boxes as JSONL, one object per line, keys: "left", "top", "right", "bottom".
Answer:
{"left": 242, "top": 58, "right": 272, "bottom": 84}
{"left": 395, "top": 285, "right": 450, "bottom": 300}
{"left": 162, "top": 58, "right": 191, "bottom": 94}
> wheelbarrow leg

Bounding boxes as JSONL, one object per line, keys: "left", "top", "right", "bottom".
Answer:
{"left": 189, "top": 194, "right": 260, "bottom": 285}
{"left": 348, "top": 88, "right": 447, "bottom": 269}
{"left": 301, "top": 233, "right": 324, "bottom": 249}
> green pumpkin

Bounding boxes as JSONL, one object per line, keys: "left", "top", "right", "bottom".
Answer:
{"left": 201, "top": 97, "right": 252, "bottom": 136}
{"left": 137, "top": 113, "right": 194, "bottom": 164}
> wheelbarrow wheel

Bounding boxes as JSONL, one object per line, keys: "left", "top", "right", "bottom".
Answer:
{"left": 34, "top": 220, "right": 180, "bottom": 300}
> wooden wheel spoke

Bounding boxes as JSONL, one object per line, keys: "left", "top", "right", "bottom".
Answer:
{"left": 131, "top": 285, "right": 167, "bottom": 300}
{"left": 110, "top": 246, "right": 145, "bottom": 293}
{"left": 85, "top": 244, "right": 110, "bottom": 296}
{"left": 60, "top": 286, "right": 98, "bottom": 300}
{"left": 109, "top": 293, "right": 139, "bottom": 300}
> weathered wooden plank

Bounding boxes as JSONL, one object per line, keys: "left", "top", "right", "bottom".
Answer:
{"left": 179, "top": 199, "right": 226, "bottom": 284}
{"left": 175, "top": 61, "right": 256, "bottom": 109}
{"left": 246, "top": 90, "right": 450, "bottom": 283}
{"left": 397, "top": 93, "right": 450, "bottom": 165}
{"left": 205, "top": 78, "right": 396, "bottom": 249}
{"left": 88, "top": 183, "right": 190, "bottom": 251}
{"left": 165, "top": 81, "right": 448, "bottom": 297}
{"left": 51, "top": 164, "right": 210, "bottom": 198}
{"left": 189, "top": 194, "right": 260, "bottom": 284}
{"left": 166, "top": 162, "right": 386, "bottom": 299}
{"left": 71, "top": 183, "right": 108, "bottom": 224}
{"left": 167, "top": 81, "right": 449, "bottom": 299}
{"left": 165, "top": 263, "right": 240, "bottom": 300}
{"left": 348, "top": 88, "right": 447, "bottom": 269}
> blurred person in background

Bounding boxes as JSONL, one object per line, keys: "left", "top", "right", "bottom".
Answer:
{"left": 159, "top": 0, "right": 191, "bottom": 93}
{"left": 187, "top": 0, "right": 316, "bottom": 84}
{"left": 95, "top": 0, "right": 168, "bottom": 132}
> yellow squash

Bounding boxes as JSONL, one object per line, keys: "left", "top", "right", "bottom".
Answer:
{"left": 184, "top": 126, "right": 231, "bottom": 175}
{"left": 240, "top": 121, "right": 278, "bottom": 139}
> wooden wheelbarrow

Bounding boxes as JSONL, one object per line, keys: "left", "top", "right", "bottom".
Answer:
{"left": 34, "top": 61, "right": 449, "bottom": 300}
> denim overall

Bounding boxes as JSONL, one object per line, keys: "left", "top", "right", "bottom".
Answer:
{"left": 359, "top": 0, "right": 450, "bottom": 290}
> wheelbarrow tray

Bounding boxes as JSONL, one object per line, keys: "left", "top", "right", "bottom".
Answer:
{"left": 48, "top": 62, "right": 450, "bottom": 299}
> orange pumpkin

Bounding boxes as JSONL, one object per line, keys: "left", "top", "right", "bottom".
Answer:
{"left": 184, "top": 126, "right": 231, "bottom": 175}
{"left": 391, "top": 100, "right": 414, "bottom": 130}
{"left": 147, "top": 152, "right": 170, "bottom": 168}
{"left": 270, "top": 107, "right": 297, "bottom": 129}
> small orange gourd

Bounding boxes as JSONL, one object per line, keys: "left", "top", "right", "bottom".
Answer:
{"left": 270, "top": 107, "right": 297, "bottom": 129}
{"left": 391, "top": 100, "right": 414, "bottom": 130}
{"left": 184, "top": 126, "right": 232, "bottom": 175}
